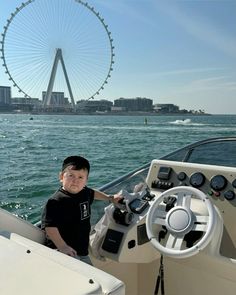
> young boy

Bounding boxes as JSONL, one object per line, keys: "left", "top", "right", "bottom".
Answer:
{"left": 41, "top": 155, "right": 122, "bottom": 265}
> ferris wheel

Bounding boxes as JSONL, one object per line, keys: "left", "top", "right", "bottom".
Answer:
{"left": 0, "top": 0, "right": 115, "bottom": 108}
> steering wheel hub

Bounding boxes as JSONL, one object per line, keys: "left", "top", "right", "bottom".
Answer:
{"left": 166, "top": 207, "right": 192, "bottom": 234}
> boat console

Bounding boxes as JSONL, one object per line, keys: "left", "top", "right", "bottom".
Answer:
{"left": 146, "top": 160, "right": 236, "bottom": 258}
{"left": 90, "top": 159, "right": 236, "bottom": 294}
{"left": 96, "top": 160, "right": 236, "bottom": 261}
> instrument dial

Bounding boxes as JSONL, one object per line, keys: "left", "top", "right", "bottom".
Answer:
{"left": 189, "top": 172, "right": 205, "bottom": 188}
{"left": 232, "top": 179, "right": 236, "bottom": 188}
{"left": 177, "top": 172, "right": 187, "bottom": 181}
{"left": 224, "top": 190, "right": 235, "bottom": 201}
{"left": 210, "top": 175, "right": 227, "bottom": 191}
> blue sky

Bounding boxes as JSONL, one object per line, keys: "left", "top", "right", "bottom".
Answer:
{"left": 0, "top": 0, "right": 236, "bottom": 114}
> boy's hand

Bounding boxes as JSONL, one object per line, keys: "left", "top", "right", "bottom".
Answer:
{"left": 58, "top": 244, "right": 77, "bottom": 257}
{"left": 112, "top": 193, "right": 124, "bottom": 204}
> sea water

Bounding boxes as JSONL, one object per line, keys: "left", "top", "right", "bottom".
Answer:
{"left": 1, "top": 113, "right": 236, "bottom": 224}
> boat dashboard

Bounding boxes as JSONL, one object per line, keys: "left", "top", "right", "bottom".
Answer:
{"left": 96, "top": 159, "right": 236, "bottom": 262}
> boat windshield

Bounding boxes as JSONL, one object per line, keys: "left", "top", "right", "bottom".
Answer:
{"left": 100, "top": 137, "right": 236, "bottom": 195}
{"left": 164, "top": 139, "right": 236, "bottom": 167}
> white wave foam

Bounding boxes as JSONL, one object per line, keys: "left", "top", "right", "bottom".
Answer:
{"left": 170, "top": 118, "right": 192, "bottom": 125}
{"left": 169, "top": 119, "right": 205, "bottom": 126}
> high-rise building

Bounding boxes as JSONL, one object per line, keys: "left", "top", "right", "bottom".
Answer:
{"left": 0, "top": 86, "right": 11, "bottom": 105}
{"left": 42, "top": 91, "right": 69, "bottom": 106}
{"left": 114, "top": 97, "right": 153, "bottom": 112}
{"left": 153, "top": 104, "right": 179, "bottom": 113}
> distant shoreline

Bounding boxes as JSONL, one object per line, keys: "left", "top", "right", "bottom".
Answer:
{"left": 0, "top": 111, "right": 211, "bottom": 116}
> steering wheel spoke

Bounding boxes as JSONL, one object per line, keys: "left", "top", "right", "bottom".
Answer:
{"left": 176, "top": 192, "right": 192, "bottom": 209}
{"left": 193, "top": 215, "right": 209, "bottom": 232}
{"left": 183, "top": 194, "right": 192, "bottom": 209}
{"left": 153, "top": 210, "right": 167, "bottom": 225}
{"left": 166, "top": 233, "right": 184, "bottom": 250}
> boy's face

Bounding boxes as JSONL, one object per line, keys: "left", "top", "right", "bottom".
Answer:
{"left": 59, "top": 166, "right": 88, "bottom": 194}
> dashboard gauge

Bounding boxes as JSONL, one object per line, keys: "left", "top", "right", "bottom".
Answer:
{"left": 232, "top": 179, "right": 236, "bottom": 188}
{"left": 189, "top": 172, "right": 205, "bottom": 188}
{"left": 224, "top": 190, "right": 235, "bottom": 201}
{"left": 177, "top": 172, "right": 187, "bottom": 181}
{"left": 210, "top": 175, "right": 227, "bottom": 191}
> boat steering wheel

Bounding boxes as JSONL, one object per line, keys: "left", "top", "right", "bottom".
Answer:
{"left": 146, "top": 186, "right": 216, "bottom": 258}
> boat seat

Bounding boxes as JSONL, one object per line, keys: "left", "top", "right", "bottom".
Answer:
{"left": 7, "top": 233, "right": 125, "bottom": 295}
{"left": 0, "top": 207, "right": 45, "bottom": 244}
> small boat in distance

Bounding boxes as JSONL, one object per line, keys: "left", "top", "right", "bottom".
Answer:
{"left": 1, "top": 136, "right": 236, "bottom": 294}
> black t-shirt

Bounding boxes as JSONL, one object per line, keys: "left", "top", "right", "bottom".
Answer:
{"left": 41, "top": 187, "right": 94, "bottom": 256}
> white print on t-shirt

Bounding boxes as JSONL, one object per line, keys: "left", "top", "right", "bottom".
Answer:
{"left": 80, "top": 202, "right": 90, "bottom": 220}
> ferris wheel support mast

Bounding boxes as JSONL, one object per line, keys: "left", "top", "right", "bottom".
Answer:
{"left": 43, "top": 48, "right": 76, "bottom": 110}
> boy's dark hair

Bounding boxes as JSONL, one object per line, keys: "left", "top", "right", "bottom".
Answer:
{"left": 62, "top": 156, "right": 90, "bottom": 173}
